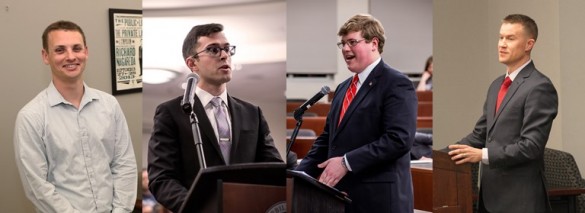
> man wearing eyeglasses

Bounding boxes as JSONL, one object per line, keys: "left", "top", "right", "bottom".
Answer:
{"left": 296, "top": 14, "right": 417, "bottom": 213}
{"left": 147, "top": 23, "right": 283, "bottom": 212}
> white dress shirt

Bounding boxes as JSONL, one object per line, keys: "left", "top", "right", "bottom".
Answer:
{"left": 14, "top": 82, "right": 137, "bottom": 213}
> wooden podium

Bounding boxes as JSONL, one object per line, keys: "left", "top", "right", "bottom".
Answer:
{"left": 432, "top": 150, "right": 473, "bottom": 213}
{"left": 287, "top": 170, "right": 351, "bottom": 213}
{"left": 179, "top": 163, "right": 287, "bottom": 213}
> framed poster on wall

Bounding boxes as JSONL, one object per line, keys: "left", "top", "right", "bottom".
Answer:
{"left": 108, "top": 8, "right": 142, "bottom": 95}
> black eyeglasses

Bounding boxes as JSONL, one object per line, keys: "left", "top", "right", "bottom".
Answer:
{"left": 336, "top": 39, "right": 365, "bottom": 49}
{"left": 193, "top": 45, "right": 236, "bottom": 58}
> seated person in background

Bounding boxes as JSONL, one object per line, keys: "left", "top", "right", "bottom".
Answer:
{"left": 417, "top": 56, "right": 433, "bottom": 91}
{"left": 411, "top": 132, "right": 432, "bottom": 160}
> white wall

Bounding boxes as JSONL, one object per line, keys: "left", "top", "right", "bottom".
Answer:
{"left": 0, "top": 0, "right": 141, "bottom": 211}
{"left": 435, "top": 0, "right": 585, "bottom": 176}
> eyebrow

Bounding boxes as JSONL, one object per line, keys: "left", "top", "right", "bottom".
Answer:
{"left": 204, "top": 42, "right": 230, "bottom": 47}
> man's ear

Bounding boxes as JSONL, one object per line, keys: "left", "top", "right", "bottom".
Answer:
{"left": 186, "top": 57, "right": 199, "bottom": 72}
{"left": 41, "top": 49, "right": 50, "bottom": 65}
{"left": 371, "top": 37, "right": 379, "bottom": 52}
{"left": 525, "top": 38, "right": 535, "bottom": 52}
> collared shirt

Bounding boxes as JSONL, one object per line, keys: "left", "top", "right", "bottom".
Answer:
{"left": 194, "top": 87, "right": 233, "bottom": 143}
{"left": 482, "top": 59, "right": 532, "bottom": 165}
{"left": 344, "top": 57, "right": 381, "bottom": 171}
{"left": 14, "top": 82, "right": 137, "bottom": 213}
{"left": 354, "top": 57, "right": 381, "bottom": 93}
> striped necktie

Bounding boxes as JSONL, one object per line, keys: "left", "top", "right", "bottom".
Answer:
{"left": 339, "top": 74, "right": 359, "bottom": 125}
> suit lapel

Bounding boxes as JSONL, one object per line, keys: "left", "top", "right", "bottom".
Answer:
{"left": 488, "top": 62, "right": 534, "bottom": 132}
{"left": 330, "top": 80, "right": 349, "bottom": 134}
{"left": 332, "top": 61, "right": 381, "bottom": 140}
{"left": 486, "top": 76, "right": 503, "bottom": 131}
{"left": 192, "top": 94, "right": 225, "bottom": 163}
{"left": 227, "top": 95, "right": 241, "bottom": 164}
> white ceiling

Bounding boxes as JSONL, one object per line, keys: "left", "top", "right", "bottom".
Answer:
{"left": 142, "top": 0, "right": 286, "bottom": 132}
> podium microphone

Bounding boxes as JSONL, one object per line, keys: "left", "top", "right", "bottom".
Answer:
{"left": 293, "top": 86, "right": 330, "bottom": 121}
{"left": 181, "top": 73, "right": 199, "bottom": 114}
{"left": 288, "top": 85, "right": 330, "bottom": 158}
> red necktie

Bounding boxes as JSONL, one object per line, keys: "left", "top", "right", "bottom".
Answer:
{"left": 496, "top": 77, "right": 512, "bottom": 113}
{"left": 339, "top": 74, "right": 359, "bottom": 125}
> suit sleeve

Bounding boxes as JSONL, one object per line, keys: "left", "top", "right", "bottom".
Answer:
{"left": 488, "top": 81, "right": 558, "bottom": 168}
{"left": 294, "top": 119, "right": 330, "bottom": 178}
{"left": 255, "top": 107, "right": 283, "bottom": 162}
{"left": 345, "top": 77, "right": 417, "bottom": 173}
{"left": 148, "top": 104, "right": 188, "bottom": 212}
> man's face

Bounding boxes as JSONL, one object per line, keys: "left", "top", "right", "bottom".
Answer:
{"left": 42, "top": 30, "right": 87, "bottom": 83}
{"left": 188, "top": 32, "right": 232, "bottom": 86}
{"left": 340, "top": 31, "right": 377, "bottom": 73}
{"left": 498, "top": 23, "right": 534, "bottom": 69}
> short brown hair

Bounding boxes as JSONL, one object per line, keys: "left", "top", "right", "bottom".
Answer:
{"left": 182, "top": 23, "right": 224, "bottom": 60}
{"left": 503, "top": 14, "right": 538, "bottom": 41}
{"left": 338, "top": 14, "right": 386, "bottom": 54}
{"left": 42, "top": 20, "right": 86, "bottom": 51}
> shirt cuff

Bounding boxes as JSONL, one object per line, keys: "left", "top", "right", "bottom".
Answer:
{"left": 343, "top": 154, "right": 353, "bottom": 172}
{"left": 481, "top": 148, "right": 489, "bottom": 165}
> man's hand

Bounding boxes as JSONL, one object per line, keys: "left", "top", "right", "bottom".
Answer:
{"left": 317, "top": 157, "right": 348, "bottom": 187}
{"left": 448, "top": 144, "right": 483, "bottom": 164}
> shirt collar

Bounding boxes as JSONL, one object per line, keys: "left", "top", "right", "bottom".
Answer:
{"left": 47, "top": 81, "right": 98, "bottom": 107}
{"left": 506, "top": 59, "right": 531, "bottom": 81}
{"left": 195, "top": 86, "right": 229, "bottom": 108}
{"left": 355, "top": 57, "right": 381, "bottom": 85}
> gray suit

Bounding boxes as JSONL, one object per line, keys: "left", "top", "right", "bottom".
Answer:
{"left": 458, "top": 61, "right": 558, "bottom": 213}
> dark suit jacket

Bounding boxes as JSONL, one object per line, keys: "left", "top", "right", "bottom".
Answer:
{"left": 148, "top": 94, "right": 283, "bottom": 212}
{"left": 296, "top": 59, "right": 418, "bottom": 213}
{"left": 458, "top": 61, "right": 558, "bottom": 213}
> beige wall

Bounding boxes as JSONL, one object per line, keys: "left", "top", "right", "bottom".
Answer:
{"left": 434, "top": 0, "right": 585, "bottom": 176}
{"left": 0, "top": 0, "right": 141, "bottom": 211}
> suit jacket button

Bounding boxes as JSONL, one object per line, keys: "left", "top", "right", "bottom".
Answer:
{"left": 488, "top": 137, "right": 492, "bottom": 142}
{"left": 331, "top": 145, "right": 336, "bottom": 150}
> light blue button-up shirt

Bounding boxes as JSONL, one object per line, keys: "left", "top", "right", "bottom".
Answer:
{"left": 14, "top": 82, "right": 137, "bottom": 213}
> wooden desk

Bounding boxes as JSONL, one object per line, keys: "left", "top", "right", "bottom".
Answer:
{"left": 286, "top": 102, "right": 331, "bottom": 117}
{"left": 286, "top": 117, "right": 326, "bottom": 136}
{"left": 411, "top": 161, "right": 433, "bottom": 212}
{"left": 417, "top": 116, "right": 432, "bottom": 128}
{"left": 417, "top": 91, "right": 432, "bottom": 102}
{"left": 418, "top": 102, "right": 432, "bottom": 117}
{"left": 286, "top": 137, "right": 316, "bottom": 159}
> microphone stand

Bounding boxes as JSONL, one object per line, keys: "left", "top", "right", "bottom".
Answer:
{"left": 188, "top": 109, "right": 207, "bottom": 170}
{"left": 286, "top": 109, "right": 305, "bottom": 157}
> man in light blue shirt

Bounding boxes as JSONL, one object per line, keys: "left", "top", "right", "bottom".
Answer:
{"left": 13, "top": 20, "right": 137, "bottom": 213}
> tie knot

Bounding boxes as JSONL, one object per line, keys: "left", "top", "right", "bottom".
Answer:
{"left": 351, "top": 74, "right": 359, "bottom": 85}
{"left": 503, "top": 77, "right": 512, "bottom": 86}
{"left": 210, "top": 97, "right": 222, "bottom": 108}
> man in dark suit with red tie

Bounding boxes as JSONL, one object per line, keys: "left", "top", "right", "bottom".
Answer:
{"left": 147, "top": 23, "right": 283, "bottom": 212}
{"left": 448, "top": 14, "right": 558, "bottom": 213}
{"left": 296, "top": 14, "right": 418, "bottom": 213}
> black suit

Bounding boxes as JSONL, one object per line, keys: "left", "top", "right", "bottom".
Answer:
{"left": 148, "top": 94, "right": 283, "bottom": 212}
{"left": 458, "top": 62, "right": 558, "bottom": 213}
{"left": 296, "top": 59, "right": 418, "bottom": 213}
